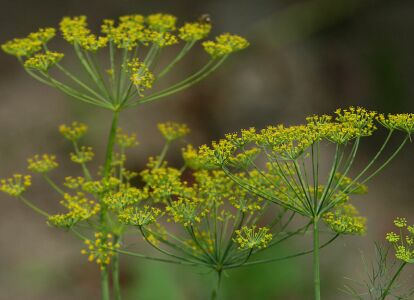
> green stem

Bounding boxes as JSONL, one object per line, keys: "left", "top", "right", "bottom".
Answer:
{"left": 313, "top": 218, "right": 321, "bottom": 300}
{"left": 103, "top": 111, "right": 120, "bottom": 178}
{"left": 18, "top": 196, "right": 50, "bottom": 217}
{"left": 155, "top": 141, "right": 170, "bottom": 168}
{"left": 101, "top": 268, "right": 110, "bottom": 300}
{"left": 380, "top": 261, "right": 407, "bottom": 300}
{"left": 43, "top": 174, "right": 65, "bottom": 196}
{"left": 112, "top": 236, "right": 122, "bottom": 300}
{"left": 210, "top": 270, "right": 222, "bottom": 300}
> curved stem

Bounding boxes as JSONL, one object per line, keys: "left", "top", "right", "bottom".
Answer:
{"left": 117, "top": 249, "right": 198, "bottom": 265}
{"left": 18, "top": 196, "right": 50, "bottom": 217}
{"left": 42, "top": 174, "right": 65, "bottom": 196}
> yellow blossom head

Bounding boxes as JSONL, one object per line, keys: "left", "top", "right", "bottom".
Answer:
{"left": 0, "top": 174, "right": 31, "bottom": 197}
{"left": 24, "top": 51, "right": 64, "bottom": 72}
{"left": 158, "top": 122, "right": 190, "bottom": 142}
{"left": 59, "top": 122, "right": 88, "bottom": 141}
{"left": 203, "top": 33, "right": 249, "bottom": 57}
{"left": 27, "top": 154, "right": 58, "bottom": 173}
{"left": 179, "top": 22, "right": 211, "bottom": 41}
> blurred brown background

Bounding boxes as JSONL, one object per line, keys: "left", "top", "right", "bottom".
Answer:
{"left": 1, "top": 0, "right": 414, "bottom": 299}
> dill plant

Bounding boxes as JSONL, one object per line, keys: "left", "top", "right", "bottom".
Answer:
{"left": 185, "top": 108, "right": 414, "bottom": 299}
{"left": 0, "top": 13, "right": 248, "bottom": 300}
{"left": 344, "top": 217, "right": 414, "bottom": 299}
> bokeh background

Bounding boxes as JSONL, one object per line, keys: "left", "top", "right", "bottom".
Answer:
{"left": 1, "top": 0, "right": 414, "bottom": 299}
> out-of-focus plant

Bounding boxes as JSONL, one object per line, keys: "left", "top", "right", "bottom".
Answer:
{"left": 185, "top": 108, "right": 413, "bottom": 299}
{"left": 344, "top": 217, "right": 414, "bottom": 300}
{"left": 1, "top": 13, "right": 248, "bottom": 300}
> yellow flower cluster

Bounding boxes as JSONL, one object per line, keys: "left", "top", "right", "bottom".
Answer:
{"left": 59, "top": 122, "right": 88, "bottom": 141}
{"left": 158, "top": 122, "right": 190, "bottom": 142}
{"left": 377, "top": 113, "right": 414, "bottom": 134}
{"left": 179, "top": 22, "right": 211, "bottom": 41}
{"left": 70, "top": 146, "right": 94, "bottom": 164}
{"left": 125, "top": 58, "right": 155, "bottom": 95}
{"left": 234, "top": 226, "right": 273, "bottom": 250}
{"left": 102, "top": 187, "right": 148, "bottom": 211}
{"left": 166, "top": 198, "right": 209, "bottom": 227}
{"left": 203, "top": 33, "right": 249, "bottom": 57}
{"left": 60, "top": 16, "right": 108, "bottom": 51}
{"left": 118, "top": 206, "right": 162, "bottom": 226}
{"left": 182, "top": 145, "right": 219, "bottom": 170}
{"left": 64, "top": 176, "right": 85, "bottom": 189}
{"left": 102, "top": 16, "right": 146, "bottom": 50}
{"left": 23, "top": 51, "right": 64, "bottom": 72}
{"left": 116, "top": 128, "right": 139, "bottom": 148}
{"left": 81, "top": 233, "right": 121, "bottom": 270}
{"left": 1, "top": 28, "right": 55, "bottom": 57}
{"left": 386, "top": 217, "right": 414, "bottom": 262}
{"left": 81, "top": 177, "right": 120, "bottom": 195}
{"left": 27, "top": 154, "right": 58, "bottom": 173}
{"left": 322, "top": 204, "right": 366, "bottom": 235}
{"left": 147, "top": 13, "right": 177, "bottom": 32}
{"left": 0, "top": 174, "right": 31, "bottom": 197}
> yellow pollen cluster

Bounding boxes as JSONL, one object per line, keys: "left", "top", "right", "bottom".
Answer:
{"left": 116, "top": 128, "right": 139, "bottom": 148}
{"left": 203, "top": 33, "right": 249, "bottom": 57}
{"left": 144, "top": 31, "right": 178, "bottom": 48}
{"left": 377, "top": 113, "right": 414, "bottom": 134}
{"left": 27, "top": 154, "right": 58, "bottom": 173}
{"left": 60, "top": 16, "right": 108, "bottom": 51}
{"left": 179, "top": 22, "right": 211, "bottom": 41}
{"left": 118, "top": 206, "right": 162, "bottom": 226}
{"left": 101, "top": 15, "right": 146, "bottom": 50}
{"left": 158, "top": 122, "right": 190, "bottom": 142}
{"left": 0, "top": 174, "right": 32, "bottom": 197}
{"left": 23, "top": 51, "right": 64, "bottom": 72}
{"left": 386, "top": 217, "right": 414, "bottom": 262}
{"left": 81, "top": 177, "right": 120, "bottom": 195}
{"left": 1, "top": 28, "right": 55, "bottom": 57}
{"left": 125, "top": 58, "right": 155, "bottom": 95}
{"left": 323, "top": 204, "right": 366, "bottom": 235}
{"left": 70, "top": 146, "right": 94, "bottom": 164}
{"left": 146, "top": 13, "right": 177, "bottom": 32}
{"left": 234, "top": 226, "right": 273, "bottom": 250}
{"left": 102, "top": 187, "right": 147, "bottom": 211}
{"left": 59, "top": 122, "right": 88, "bottom": 141}
{"left": 81, "top": 233, "right": 121, "bottom": 270}
{"left": 63, "top": 176, "right": 85, "bottom": 189}
{"left": 166, "top": 198, "right": 208, "bottom": 227}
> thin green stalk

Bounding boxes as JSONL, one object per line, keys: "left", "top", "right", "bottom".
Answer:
{"left": 210, "top": 270, "right": 222, "bottom": 300}
{"left": 73, "top": 142, "right": 92, "bottom": 180}
{"left": 380, "top": 261, "right": 407, "bottom": 300}
{"left": 157, "top": 41, "right": 195, "bottom": 79}
{"left": 103, "top": 111, "right": 120, "bottom": 178}
{"left": 112, "top": 235, "right": 122, "bottom": 300}
{"left": 154, "top": 141, "right": 170, "bottom": 169}
{"left": 18, "top": 196, "right": 50, "bottom": 217}
{"left": 313, "top": 218, "right": 321, "bottom": 300}
{"left": 43, "top": 174, "right": 65, "bottom": 196}
{"left": 101, "top": 268, "right": 110, "bottom": 300}
{"left": 117, "top": 249, "right": 197, "bottom": 265}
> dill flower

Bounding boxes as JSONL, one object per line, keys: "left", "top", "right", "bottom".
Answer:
{"left": 234, "top": 226, "right": 273, "bottom": 250}
{"left": 81, "top": 177, "right": 120, "bottom": 195}
{"left": 102, "top": 187, "right": 148, "bottom": 211}
{"left": 182, "top": 144, "right": 219, "bottom": 170}
{"left": 27, "top": 154, "right": 58, "bottom": 173}
{"left": 81, "top": 232, "right": 121, "bottom": 270}
{"left": 24, "top": 51, "right": 64, "bottom": 72}
{"left": 70, "top": 146, "right": 94, "bottom": 163}
{"left": 118, "top": 206, "right": 162, "bottom": 226}
{"left": 377, "top": 113, "right": 414, "bottom": 134}
{"left": 386, "top": 217, "right": 414, "bottom": 263}
{"left": 28, "top": 28, "right": 56, "bottom": 44}
{"left": 178, "top": 22, "right": 211, "bottom": 41}
{"left": 116, "top": 128, "right": 139, "bottom": 148}
{"left": 322, "top": 204, "right": 366, "bottom": 235}
{"left": 59, "top": 122, "right": 88, "bottom": 141}
{"left": 63, "top": 176, "right": 85, "bottom": 189}
{"left": 166, "top": 198, "right": 209, "bottom": 227}
{"left": 1, "top": 37, "right": 42, "bottom": 58}
{"left": 125, "top": 58, "right": 155, "bottom": 95}
{"left": 0, "top": 174, "right": 31, "bottom": 197}
{"left": 101, "top": 16, "right": 146, "bottom": 50}
{"left": 59, "top": 192, "right": 100, "bottom": 221}
{"left": 59, "top": 16, "right": 90, "bottom": 43}
{"left": 203, "top": 33, "right": 249, "bottom": 57}
{"left": 157, "top": 122, "right": 190, "bottom": 142}
{"left": 146, "top": 13, "right": 177, "bottom": 32}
